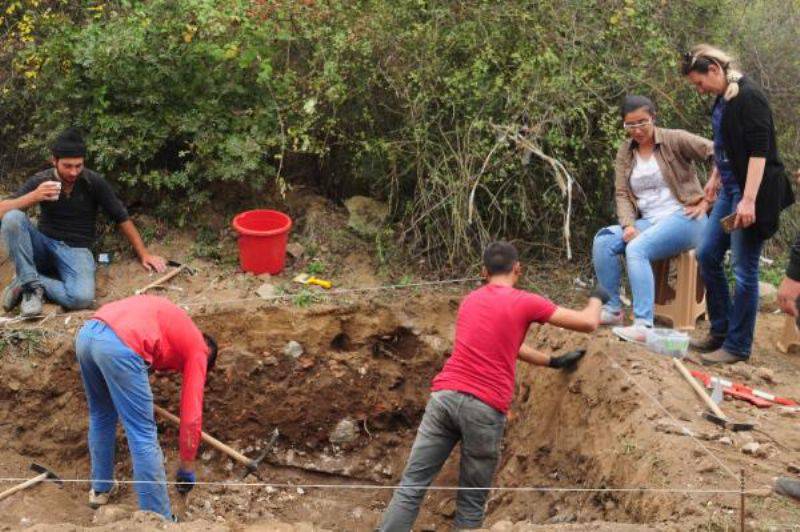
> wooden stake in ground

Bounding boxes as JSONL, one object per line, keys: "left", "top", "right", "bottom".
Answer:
{"left": 740, "top": 469, "right": 745, "bottom": 532}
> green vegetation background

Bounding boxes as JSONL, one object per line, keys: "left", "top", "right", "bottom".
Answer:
{"left": 1, "top": 0, "right": 798, "bottom": 271}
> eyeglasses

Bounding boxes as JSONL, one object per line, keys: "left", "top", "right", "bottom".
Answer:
{"left": 623, "top": 119, "right": 653, "bottom": 130}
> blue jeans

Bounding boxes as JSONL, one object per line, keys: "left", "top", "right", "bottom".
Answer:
{"left": 0, "top": 209, "right": 95, "bottom": 309}
{"left": 697, "top": 184, "right": 764, "bottom": 357}
{"left": 76, "top": 319, "right": 172, "bottom": 519}
{"left": 592, "top": 210, "right": 707, "bottom": 325}
{"left": 379, "top": 390, "right": 506, "bottom": 531}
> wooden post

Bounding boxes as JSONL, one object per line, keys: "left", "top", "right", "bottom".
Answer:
{"left": 740, "top": 469, "right": 745, "bottom": 532}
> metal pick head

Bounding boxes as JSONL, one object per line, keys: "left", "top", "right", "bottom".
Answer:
{"left": 711, "top": 380, "right": 724, "bottom": 405}
{"left": 239, "top": 428, "right": 280, "bottom": 480}
{"left": 30, "top": 463, "right": 63, "bottom": 487}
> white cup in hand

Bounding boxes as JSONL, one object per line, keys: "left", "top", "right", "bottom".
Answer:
{"left": 44, "top": 180, "right": 62, "bottom": 201}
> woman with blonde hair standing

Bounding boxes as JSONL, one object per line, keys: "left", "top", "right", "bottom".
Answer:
{"left": 682, "top": 44, "right": 793, "bottom": 364}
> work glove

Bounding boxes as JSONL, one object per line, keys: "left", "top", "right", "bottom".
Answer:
{"left": 548, "top": 348, "right": 587, "bottom": 369}
{"left": 176, "top": 468, "right": 196, "bottom": 494}
{"left": 589, "top": 284, "right": 611, "bottom": 305}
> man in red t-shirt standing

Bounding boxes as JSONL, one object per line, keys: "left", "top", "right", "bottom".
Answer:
{"left": 378, "top": 242, "right": 607, "bottom": 531}
{"left": 75, "top": 295, "right": 218, "bottom": 519}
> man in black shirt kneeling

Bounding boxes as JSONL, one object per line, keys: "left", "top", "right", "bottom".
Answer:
{"left": 0, "top": 128, "right": 166, "bottom": 317}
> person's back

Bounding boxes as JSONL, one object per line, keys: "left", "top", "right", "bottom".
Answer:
{"left": 75, "top": 295, "right": 217, "bottom": 519}
{"left": 432, "top": 284, "right": 556, "bottom": 413}
{"left": 93, "top": 294, "right": 206, "bottom": 372}
{"left": 378, "top": 241, "right": 606, "bottom": 532}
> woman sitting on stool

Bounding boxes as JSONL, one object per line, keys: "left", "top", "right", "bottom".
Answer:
{"left": 593, "top": 95, "right": 713, "bottom": 342}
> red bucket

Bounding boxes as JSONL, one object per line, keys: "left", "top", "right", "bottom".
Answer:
{"left": 231, "top": 210, "right": 293, "bottom": 274}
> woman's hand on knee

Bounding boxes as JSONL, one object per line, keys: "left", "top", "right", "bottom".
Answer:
{"left": 622, "top": 226, "right": 639, "bottom": 242}
{"left": 684, "top": 199, "right": 709, "bottom": 219}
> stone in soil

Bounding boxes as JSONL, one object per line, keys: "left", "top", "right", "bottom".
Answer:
{"left": 256, "top": 283, "right": 278, "bottom": 299}
{"left": 282, "top": 340, "right": 304, "bottom": 359}
{"left": 329, "top": 418, "right": 359, "bottom": 444}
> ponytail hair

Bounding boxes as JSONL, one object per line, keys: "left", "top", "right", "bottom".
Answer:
{"left": 681, "top": 44, "right": 743, "bottom": 101}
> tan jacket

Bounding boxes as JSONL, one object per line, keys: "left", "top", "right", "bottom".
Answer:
{"left": 615, "top": 127, "right": 713, "bottom": 227}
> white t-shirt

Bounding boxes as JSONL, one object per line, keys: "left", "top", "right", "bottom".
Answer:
{"left": 629, "top": 153, "right": 682, "bottom": 222}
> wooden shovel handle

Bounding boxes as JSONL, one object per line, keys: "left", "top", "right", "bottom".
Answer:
{"left": 153, "top": 405, "right": 254, "bottom": 468}
{"left": 0, "top": 472, "right": 48, "bottom": 502}
{"left": 135, "top": 265, "right": 186, "bottom": 295}
{"left": 673, "top": 358, "right": 727, "bottom": 419}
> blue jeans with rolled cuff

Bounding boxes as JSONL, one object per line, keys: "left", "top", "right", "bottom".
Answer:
{"left": 76, "top": 319, "right": 172, "bottom": 518}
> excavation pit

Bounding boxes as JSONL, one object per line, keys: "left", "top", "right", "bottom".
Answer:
{"left": 0, "top": 300, "right": 779, "bottom": 530}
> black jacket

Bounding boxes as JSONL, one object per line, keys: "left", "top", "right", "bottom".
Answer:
{"left": 719, "top": 76, "right": 793, "bottom": 240}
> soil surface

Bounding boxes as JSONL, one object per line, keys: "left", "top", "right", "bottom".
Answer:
{"left": 2, "top": 193, "right": 800, "bottom": 531}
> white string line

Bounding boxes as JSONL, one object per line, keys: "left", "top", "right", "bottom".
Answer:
{"left": 601, "top": 351, "right": 740, "bottom": 482}
{"left": 0, "top": 477, "right": 749, "bottom": 494}
{"left": 176, "top": 277, "right": 481, "bottom": 308}
{"left": 0, "top": 277, "right": 480, "bottom": 331}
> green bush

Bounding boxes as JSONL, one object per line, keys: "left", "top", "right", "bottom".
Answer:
{"left": 2, "top": 0, "right": 769, "bottom": 269}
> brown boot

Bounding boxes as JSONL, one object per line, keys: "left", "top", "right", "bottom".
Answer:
{"left": 700, "top": 348, "right": 746, "bottom": 366}
{"left": 689, "top": 333, "right": 725, "bottom": 353}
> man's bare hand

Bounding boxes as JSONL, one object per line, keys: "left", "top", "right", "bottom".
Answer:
{"left": 141, "top": 253, "right": 167, "bottom": 273}
{"left": 34, "top": 181, "right": 61, "bottom": 202}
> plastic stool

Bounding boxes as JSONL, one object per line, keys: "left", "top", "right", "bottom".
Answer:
{"left": 777, "top": 314, "right": 800, "bottom": 353}
{"left": 653, "top": 250, "right": 706, "bottom": 330}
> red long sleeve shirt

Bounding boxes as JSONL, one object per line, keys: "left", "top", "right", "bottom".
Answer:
{"left": 94, "top": 295, "right": 209, "bottom": 462}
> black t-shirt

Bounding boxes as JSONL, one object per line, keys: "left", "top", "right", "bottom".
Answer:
{"left": 12, "top": 168, "right": 129, "bottom": 248}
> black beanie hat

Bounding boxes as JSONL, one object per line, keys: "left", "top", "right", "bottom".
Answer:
{"left": 52, "top": 128, "right": 87, "bottom": 159}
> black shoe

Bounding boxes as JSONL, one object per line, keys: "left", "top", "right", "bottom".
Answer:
{"left": 689, "top": 333, "right": 725, "bottom": 353}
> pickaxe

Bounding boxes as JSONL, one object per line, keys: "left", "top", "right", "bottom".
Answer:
{"left": 154, "top": 405, "right": 277, "bottom": 480}
{"left": 135, "top": 261, "right": 197, "bottom": 295}
{"left": 0, "top": 463, "right": 63, "bottom": 502}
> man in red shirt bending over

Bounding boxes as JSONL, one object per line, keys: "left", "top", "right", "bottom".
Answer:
{"left": 75, "top": 295, "right": 218, "bottom": 519}
{"left": 378, "top": 241, "right": 608, "bottom": 531}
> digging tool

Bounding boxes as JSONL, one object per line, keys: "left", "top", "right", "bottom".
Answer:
{"left": 292, "top": 273, "right": 332, "bottom": 289}
{"left": 702, "top": 412, "right": 754, "bottom": 432}
{"left": 0, "top": 463, "right": 63, "bottom": 502}
{"left": 674, "top": 359, "right": 755, "bottom": 431}
{"left": 167, "top": 260, "right": 197, "bottom": 274}
{"left": 153, "top": 405, "right": 277, "bottom": 479}
{"left": 135, "top": 261, "right": 195, "bottom": 295}
{"left": 673, "top": 358, "right": 727, "bottom": 420}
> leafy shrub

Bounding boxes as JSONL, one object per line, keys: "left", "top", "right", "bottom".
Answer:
{"left": 9, "top": 0, "right": 795, "bottom": 270}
